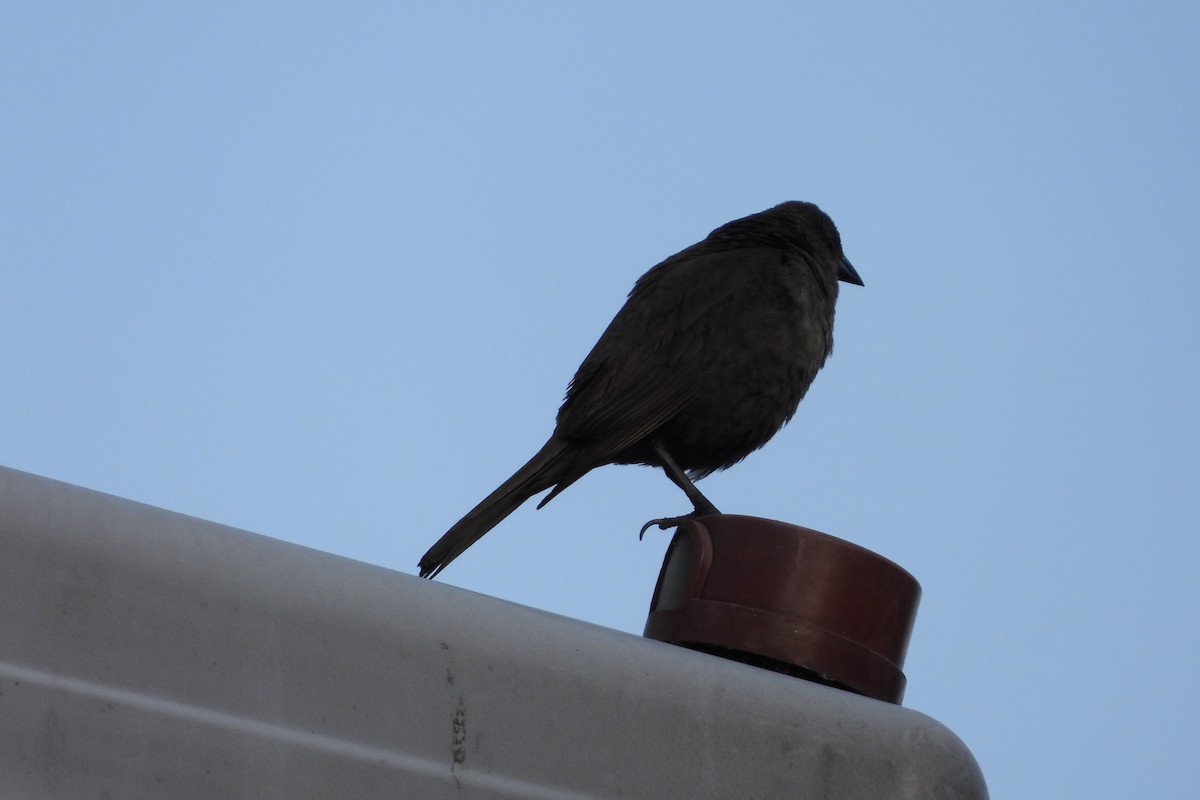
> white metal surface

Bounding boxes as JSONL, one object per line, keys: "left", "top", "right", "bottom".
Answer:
{"left": 0, "top": 466, "right": 987, "bottom": 798}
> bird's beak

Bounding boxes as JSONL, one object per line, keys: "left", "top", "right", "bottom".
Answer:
{"left": 838, "top": 257, "right": 864, "bottom": 286}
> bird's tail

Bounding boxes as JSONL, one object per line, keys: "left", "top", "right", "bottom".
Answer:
{"left": 418, "top": 436, "right": 573, "bottom": 578}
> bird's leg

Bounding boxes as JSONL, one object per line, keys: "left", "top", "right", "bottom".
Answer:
{"left": 652, "top": 437, "right": 721, "bottom": 514}
{"left": 639, "top": 437, "right": 721, "bottom": 539}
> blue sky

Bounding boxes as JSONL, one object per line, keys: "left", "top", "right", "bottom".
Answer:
{"left": 3, "top": 3, "right": 1198, "bottom": 797}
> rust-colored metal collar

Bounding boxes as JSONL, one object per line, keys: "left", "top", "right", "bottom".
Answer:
{"left": 644, "top": 515, "right": 920, "bottom": 704}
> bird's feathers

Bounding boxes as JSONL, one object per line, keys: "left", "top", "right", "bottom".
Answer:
{"left": 417, "top": 201, "right": 860, "bottom": 577}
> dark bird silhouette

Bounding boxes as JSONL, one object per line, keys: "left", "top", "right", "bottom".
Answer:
{"left": 419, "top": 201, "right": 863, "bottom": 578}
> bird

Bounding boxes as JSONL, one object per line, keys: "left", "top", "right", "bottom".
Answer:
{"left": 418, "top": 201, "right": 863, "bottom": 578}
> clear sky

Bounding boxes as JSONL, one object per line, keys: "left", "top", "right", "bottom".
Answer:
{"left": 3, "top": 3, "right": 1198, "bottom": 797}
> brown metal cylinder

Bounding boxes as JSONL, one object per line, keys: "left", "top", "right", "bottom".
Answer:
{"left": 643, "top": 515, "right": 920, "bottom": 704}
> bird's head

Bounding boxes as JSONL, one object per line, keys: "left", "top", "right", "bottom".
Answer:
{"left": 770, "top": 201, "right": 864, "bottom": 287}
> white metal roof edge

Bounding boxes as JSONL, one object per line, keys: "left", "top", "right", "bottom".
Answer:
{"left": 0, "top": 465, "right": 987, "bottom": 799}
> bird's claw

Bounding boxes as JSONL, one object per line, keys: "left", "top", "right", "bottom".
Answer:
{"left": 638, "top": 514, "right": 698, "bottom": 540}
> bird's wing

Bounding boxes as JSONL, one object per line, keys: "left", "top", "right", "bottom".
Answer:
{"left": 554, "top": 245, "right": 764, "bottom": 459}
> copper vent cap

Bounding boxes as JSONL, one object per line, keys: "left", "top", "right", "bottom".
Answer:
{"left": 644, "top": 515, "right": 920, "bottom": 704}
